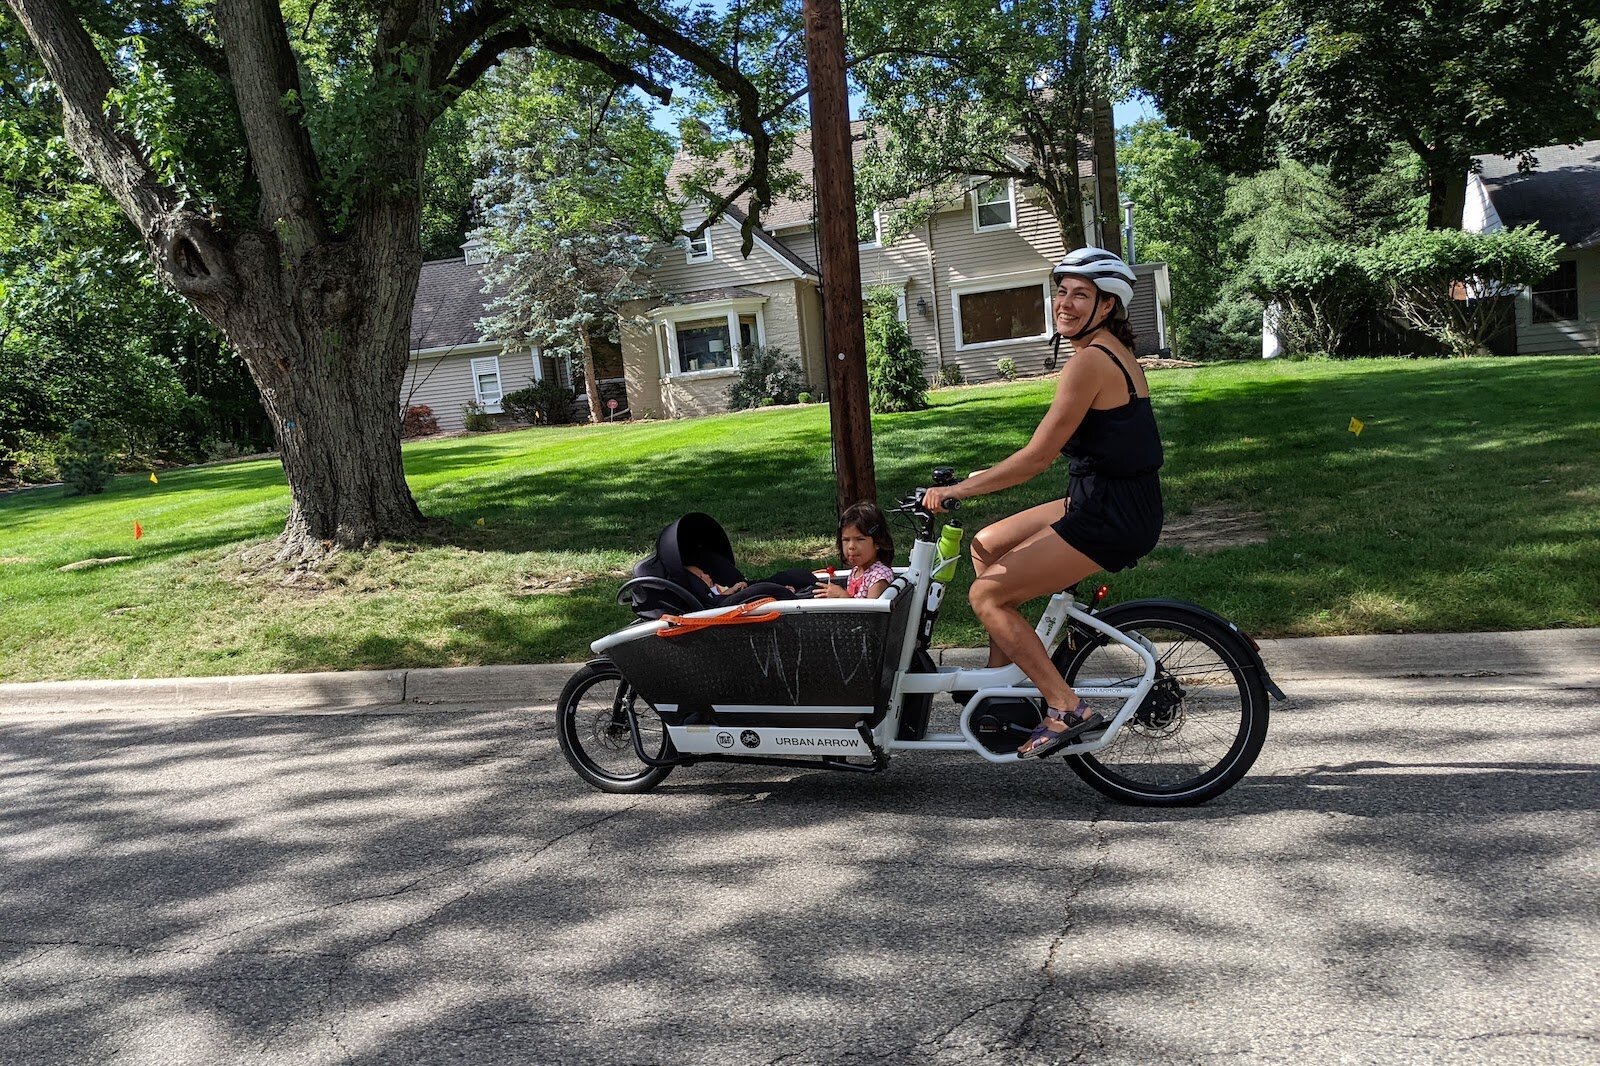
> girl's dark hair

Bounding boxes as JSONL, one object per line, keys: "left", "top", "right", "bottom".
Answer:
{"left": 838, "top": 501, "right": 894, "bottom": 565}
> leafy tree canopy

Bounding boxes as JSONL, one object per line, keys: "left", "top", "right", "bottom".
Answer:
{"left": 850, "top": 0, "right": 1128, "bottom": 247}
{"left": 1128, "top": 0, "right": 1600, "bottom": 226}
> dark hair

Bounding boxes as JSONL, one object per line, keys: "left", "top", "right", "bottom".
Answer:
{"left": 1104, "top": 300, "right": 1138, "bottom": 350}
{"left": 837, "top": 501, "right": 894, "bottom": 565}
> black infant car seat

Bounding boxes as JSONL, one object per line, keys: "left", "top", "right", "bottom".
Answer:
{"left": 618, "top": 512, "right": 818, "bottom": 620}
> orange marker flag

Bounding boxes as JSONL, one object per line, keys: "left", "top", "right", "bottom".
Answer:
{"left": 149, "top": 471, "right": 159, "bottom": 484}
{"left": 133, "top": 521, "right": 144, "bottom": 539}
{"left": 1348, "top": 416, "right": 1365, "bottom": 436}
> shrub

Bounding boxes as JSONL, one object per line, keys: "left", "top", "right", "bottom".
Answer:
{"left": 502, "top": 380, "right": 577, "bottom": 426}
{"left": 59, "top": 419, "right": 114, "bottom": 496}
{"left": 727, "top": 345, "right": 806, "bottom": 410}
{"left": 995, "top": 356, "right": 1018, "bottom": 381}
{"left": 864, "top": 289, "right": 929, "bottom": 413}
{"left": 1361, "top": 226, "right": 1560, "bottom": 356}
{"left": 935, "top": 363, "right": 966, "bottom": 387}
{"left": 401, "top": 404, "right": 439, "bottom": 438}
{"left": 1186, "top": 296, "right": 1265, "bottom": 361}
{"left": 461, "top": 400, "right": 496, "bottom": 432}
{"left": 1245, "top": 242, "right": 1376, "bottom": 357}
{"left": 797, "top": 391, "right": 812, "bottom": 405}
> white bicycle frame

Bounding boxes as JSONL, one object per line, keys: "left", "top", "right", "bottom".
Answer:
{"left": 875, "top": 527, "right": 1159, "bottom": 763}
{"left": 594, "top": 520, "right": 1161, "bottom": 764}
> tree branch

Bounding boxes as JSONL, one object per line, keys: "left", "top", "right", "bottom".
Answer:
{"left": 547, "top": 0, "right": 776, "bottom": 227}
{"left": 3, "top": 0, "right": 235, "bottom": 298}
{"left": 213, "top": 0, "right": 325, "bottom": 254}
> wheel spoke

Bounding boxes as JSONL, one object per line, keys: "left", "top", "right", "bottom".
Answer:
{"left": 1063, "top": 615, "right": 1263, "bottom": 799}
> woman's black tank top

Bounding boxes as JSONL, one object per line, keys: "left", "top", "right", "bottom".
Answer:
{"left": 1060, "top": 343, "right": 1164, "bottom": 477}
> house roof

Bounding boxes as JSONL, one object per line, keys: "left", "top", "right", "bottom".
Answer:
{"left": 667, "top": 118, "right": 1096, "bottom": 233}
{"left": 721, "top": 202, "right": 819, "bottom": 276}
{"left": 649, "top": 286, "right": 766, "bottom": 309}
{"left": 410, "top": 257, "right": 492, "bottom": 351}
{"left": 1476, "top": 139, "right": 1600, "bottom": 249}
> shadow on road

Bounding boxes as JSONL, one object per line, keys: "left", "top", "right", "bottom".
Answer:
{"left": 1, "top": 696, "right": 1595, "bottom": 1064}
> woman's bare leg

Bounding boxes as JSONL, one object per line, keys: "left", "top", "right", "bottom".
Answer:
{"left": 969, "top": 500, "right": 1066, "bottom": 667}
{"left": 967, "top": 526, "right": 1101, "bottom": 710}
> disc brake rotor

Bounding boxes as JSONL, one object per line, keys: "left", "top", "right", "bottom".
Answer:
{"left": 1129, "top": 673, "right": 1185, "bottom": 737}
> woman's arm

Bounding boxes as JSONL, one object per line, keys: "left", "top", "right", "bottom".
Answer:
{"left": 931, "top": 358, "right": 1099, "bottom": 506}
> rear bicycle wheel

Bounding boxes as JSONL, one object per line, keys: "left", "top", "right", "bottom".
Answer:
{"left": 556, "top": 659, "right": 675, "bottom": 794}
{"left": 1055, "top": 603, "right": 1269, "bottom": 806}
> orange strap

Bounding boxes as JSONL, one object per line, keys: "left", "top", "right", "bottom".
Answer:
{"left": 657, "top": 597, "right": 781, "bottom": 638}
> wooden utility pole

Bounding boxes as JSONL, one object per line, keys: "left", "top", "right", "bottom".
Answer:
{"left": 802, "top": 0, "right": 876, "bottom": 514}
{"left": 1091, "top": 98, "right": 1122, "bottom": 257}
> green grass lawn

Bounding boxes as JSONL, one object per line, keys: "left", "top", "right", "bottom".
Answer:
{"left": 2, "top": 356, "right": 1597, "bottom": 683}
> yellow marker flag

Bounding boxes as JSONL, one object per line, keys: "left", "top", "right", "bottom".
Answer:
{"left": 1348, "top": 417, "right": 1365, "bottom": 436}
{"left": 149, "top": 471, "right": 159, "bottom": 484}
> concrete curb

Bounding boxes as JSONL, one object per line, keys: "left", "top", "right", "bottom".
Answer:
{"left": 1, "top": 629, "right": 1594, "bottom": 718}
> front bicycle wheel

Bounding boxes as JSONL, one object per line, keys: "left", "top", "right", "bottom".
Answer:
{"left": 556, "top": 659, "right": 675, "bottom": 794}
{"left": 1055, "top": 603, "right": 1269, "bottom": 807}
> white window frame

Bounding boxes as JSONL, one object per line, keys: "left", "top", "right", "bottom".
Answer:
{"left": 530, "top": 346, "right": 544, "bottom": 382}
{"left": 684, "top": 228, "right": 713, "bottom": 264}
{"left": 649, "top": 297, "right": 768, "bottom": 381}
{"left": 858, "top": 208, "right": 883, "bottom": 249}
{"left": 950, "top": 271, "right": 1052, "bottom": 352}
{"left": 972, "top": 178, "right": 1016, "bottom": 233}
{"left": 470, "top": 355, "right": 504, "bottom": 412}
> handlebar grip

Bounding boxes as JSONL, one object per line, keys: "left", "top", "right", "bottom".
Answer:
{"left": 944, "top": 498, "right": 962, "bottom": 511}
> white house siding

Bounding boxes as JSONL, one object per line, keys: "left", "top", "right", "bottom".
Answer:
{"left": 651, "top": 216, "right": 802, "bottom": 292}
{"left": 1515, "top": 248, "right": 1600, "bottom": 354}
{"left": 1462, "top": 173, "right": 1504, "bottom": 234}
{"left": 402, "top": 346, "right": 539, "bottom": 431}
{"left": 928, "top": 190, "right": 1071, "bottom": 382}
{"left": 776, "top": 224, "right": 944, "bottom": 379}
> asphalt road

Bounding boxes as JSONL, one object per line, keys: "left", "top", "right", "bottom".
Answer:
{"left": 2, "top": 676, "right": 1596, "bottom": 1065}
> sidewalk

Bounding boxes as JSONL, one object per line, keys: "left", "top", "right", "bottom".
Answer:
{"left": 1, "top": 628, "right": 1595, "bottom": 718}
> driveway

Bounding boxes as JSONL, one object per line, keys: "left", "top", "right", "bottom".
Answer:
{"left": 1, "top": 672, "right": 1596, "bottom": 1064}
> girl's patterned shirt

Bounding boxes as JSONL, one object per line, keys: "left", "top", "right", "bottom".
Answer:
{"left": 847, "top": 560, "right": 895, "bottom": 598}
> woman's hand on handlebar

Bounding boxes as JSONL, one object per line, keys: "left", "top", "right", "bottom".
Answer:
{"left": 922, "top": 486, "right": 962, "bottom": 514}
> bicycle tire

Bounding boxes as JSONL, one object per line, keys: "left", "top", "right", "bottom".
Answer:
{"left": 1055, "top": 602, "right": 1269, "bottom": 806}
{"left": 556, "top": 659, "right": 675, "bottom": 794}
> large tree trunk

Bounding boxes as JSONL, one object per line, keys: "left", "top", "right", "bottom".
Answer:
{"left": 195, "top": 204, "right": 429, "bottom": 560}
{"left": 1425, "top": 163, "right": 1469, "bottom": 230}
{"left": 578, "top": 324, "right": 604, "bottom": 425}
{"left": 1045, "top": 178, "right": 1088, "bottom": 253}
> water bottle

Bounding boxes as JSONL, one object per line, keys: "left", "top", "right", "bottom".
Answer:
{"left": 933, "top": 521, "right": 964, "bottom": 583}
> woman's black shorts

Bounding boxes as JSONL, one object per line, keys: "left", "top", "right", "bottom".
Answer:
{"left": 1051, "top": 472, "right": 1164, "bottom": 573}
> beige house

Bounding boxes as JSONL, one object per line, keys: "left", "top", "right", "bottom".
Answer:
{"left": 1463, "top": 139, "right": 1600, "bottom": 354}
{"left": 403, "top": 239, "right": 625, "bottom": 432}
{"left": 620, "top": 123, "right": 1172, "bottom": 420}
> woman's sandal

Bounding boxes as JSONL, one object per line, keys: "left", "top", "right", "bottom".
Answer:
{"left": 1017, "top": 699, "right": 1107, "bottom": 759}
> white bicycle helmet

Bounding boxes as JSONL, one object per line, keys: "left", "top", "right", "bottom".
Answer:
{"left": 1051, "top": 247, "right": 1136, "bottom": 315}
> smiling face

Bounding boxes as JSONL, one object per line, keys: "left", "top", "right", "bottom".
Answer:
{"left": 839, "top": 523, "right": 876, "bottom": 569}
{"left": 1054, "top": 276, "right": 1105, "bottom": 335}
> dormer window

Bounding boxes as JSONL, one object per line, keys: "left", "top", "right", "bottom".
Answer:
{"left": 974, "top": 179, "right": 1015, "bottom": 231}
{"left": 684, "top": 229, "right": 713, "bottom": 263}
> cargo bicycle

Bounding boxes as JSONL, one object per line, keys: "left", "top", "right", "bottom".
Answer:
{"left": 556, "top": 469, "right": 1283, "bottom": 806}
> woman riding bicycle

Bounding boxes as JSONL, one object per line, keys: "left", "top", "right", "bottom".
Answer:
{"left": 922, "top": 248, "right": 1164, "bottom": 759}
